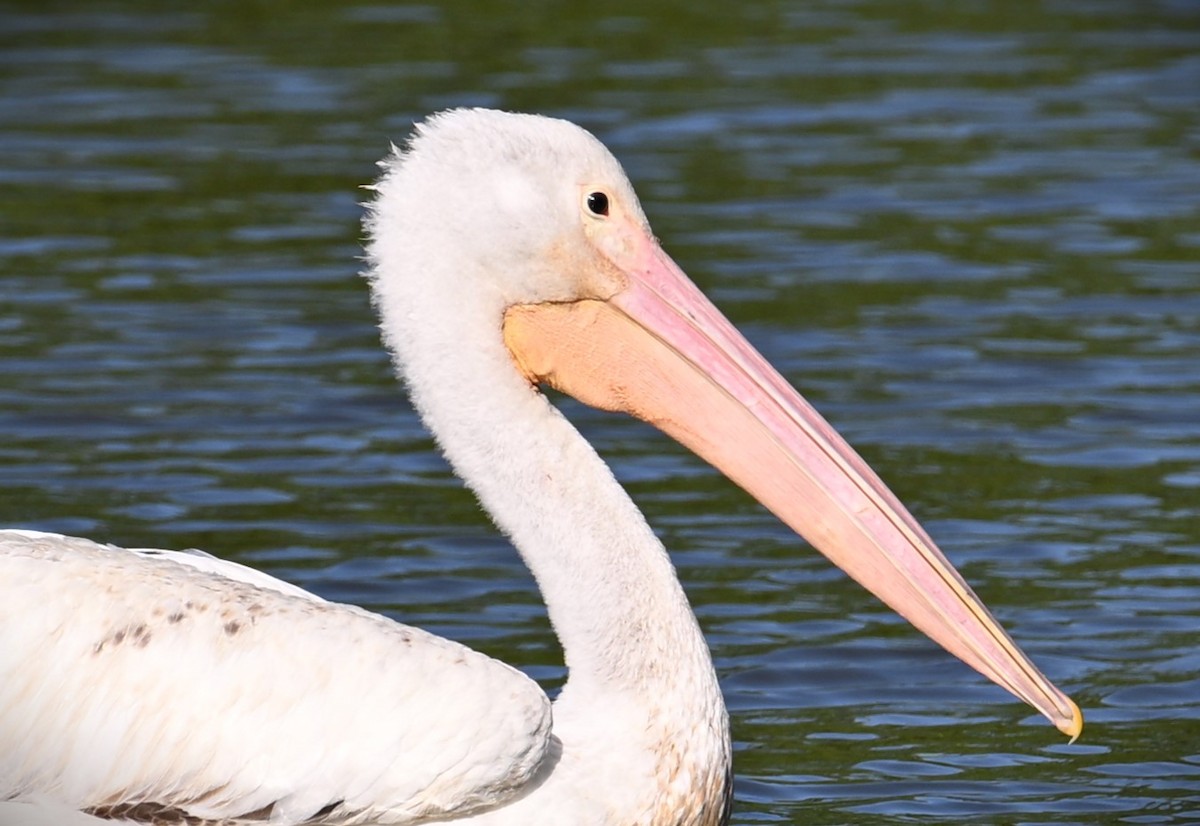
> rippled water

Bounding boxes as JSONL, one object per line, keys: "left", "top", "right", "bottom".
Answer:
{"left": 2, "top": 2, "right": 1199, "bottom": 823}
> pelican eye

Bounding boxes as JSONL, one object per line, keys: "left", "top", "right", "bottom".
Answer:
{"left": 585, "top": 191, "right": 609, "bottom": 217}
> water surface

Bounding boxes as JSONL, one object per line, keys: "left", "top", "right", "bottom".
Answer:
{"left": 2, "top": 1, "right": 1199, "bottom": 823}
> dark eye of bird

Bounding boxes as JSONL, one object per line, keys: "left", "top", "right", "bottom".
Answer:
{"left": 586, "top": 191, "right": 609, "bottom": 216}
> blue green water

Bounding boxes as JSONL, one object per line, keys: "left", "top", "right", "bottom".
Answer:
{"left": 2, "top": 2, "right": 1198, "bottom": 822}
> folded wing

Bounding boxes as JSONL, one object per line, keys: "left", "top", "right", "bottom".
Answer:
{"left": 0, "top": 530, "right": 552, "bottom": 824}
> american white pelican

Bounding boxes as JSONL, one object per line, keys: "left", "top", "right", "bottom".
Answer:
{"left": 0, "top": 108, "right": 1082, "bottom": 826}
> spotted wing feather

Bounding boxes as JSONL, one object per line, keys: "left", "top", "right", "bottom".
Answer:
{"left": 0, "top": 530, "right": 552, "bottom": 824}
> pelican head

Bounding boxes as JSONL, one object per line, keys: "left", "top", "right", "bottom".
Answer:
{"left": 364, "top": 108, "right": 1082, "bottom": 741}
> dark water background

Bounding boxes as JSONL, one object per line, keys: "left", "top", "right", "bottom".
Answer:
{"left": 2, "top": 1, "right": 1199, "bottom": 823}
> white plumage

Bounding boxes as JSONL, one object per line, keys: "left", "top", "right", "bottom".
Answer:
{"left": 1, "top": 531, "right": 551, "bottom": 823}
{"left": 0, "top": 109, "right": 1080, "bottom": 826}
